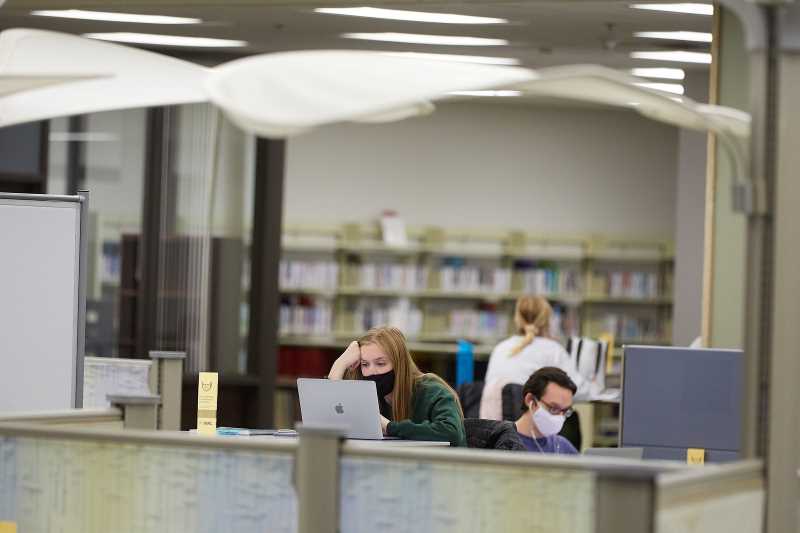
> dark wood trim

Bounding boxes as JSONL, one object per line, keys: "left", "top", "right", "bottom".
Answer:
{"left": 248, "top": 138, "right": 286, "bottom": 428}
{"left": 65, "top": 116, "right": 86, "bottom": 194}
{"left": 136, "top": 107, "right": 172, "bottom": 357}
{"left": 39, "top": 120, "right": 50, "bottom": 187}
{"left": 0, "top": 121, "right": 50, "bottom": 193}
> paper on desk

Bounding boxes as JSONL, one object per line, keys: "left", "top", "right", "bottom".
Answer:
{"left": 589, "top": 388, "right": 621, "bottom": 402}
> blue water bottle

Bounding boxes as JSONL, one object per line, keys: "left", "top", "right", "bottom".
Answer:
{"left": 455, "top": 339, "right": 474, "bottom": 387}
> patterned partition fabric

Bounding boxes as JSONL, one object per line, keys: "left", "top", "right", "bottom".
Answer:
{"left": 0, "top": 436, "right": 297, "bottom": 533}
{"left": 340, "top": 457, "right": 595, "bottom": 533}
{"left": 83, "top": 357, "right": 152, "bottom": 408}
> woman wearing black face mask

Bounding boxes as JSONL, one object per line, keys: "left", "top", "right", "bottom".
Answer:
{"left": 328, "top": 326, "right": 466, "bottom": 446}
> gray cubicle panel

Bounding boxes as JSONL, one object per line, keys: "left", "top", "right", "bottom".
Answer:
{"left": 0, "top": 193, "right": 88, "bottom": 411}
{"left": 620, "top": 345, "right": 744, "bottom": 463}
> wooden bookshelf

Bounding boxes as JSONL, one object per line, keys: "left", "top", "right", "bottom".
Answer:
{"left": 277, "top": 223, "right": 674, "bottom": 357}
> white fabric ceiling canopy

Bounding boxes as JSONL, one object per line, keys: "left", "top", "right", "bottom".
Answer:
{"left": 205, "top": 50, "right": 537, "bottom": 137}
{"left": 0, "top": 73, "right": 106, "bottom": 97}
{"left": 0, "top": 28, "right": 208, "bottom": 127}
{"left": 0, "top": 28, "right": 749, "bottom": 160}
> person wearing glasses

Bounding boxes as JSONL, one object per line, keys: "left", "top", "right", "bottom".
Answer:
{"left": 514, "top": 367, "right": 578, "bottom": 454}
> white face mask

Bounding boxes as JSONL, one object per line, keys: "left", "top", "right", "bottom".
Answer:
{"left": 530, "top": 400, "right": 565, "bottom": 437}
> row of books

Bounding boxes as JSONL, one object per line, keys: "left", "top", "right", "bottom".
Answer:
{"left": 345, "top": 263, "right": 429, "bottom": 291}
{"left": 590, "top": 313, "right": 667, "bottom": 342}
{"left": 100, "top": 241, "right": 121, "bottom": 283}
{"left": 278, "top": 299, "right": 334, "bottom": 336}
{"left": 515, "top": 268, "right": 581, "bottom": 296}
{"left": 591, "top": 271, "right": 661, "bottom": 299}
{"left": 279, "top": 260, "right": 339, "bottom": 291}
{"left": 446, "top": 309, "right": 511, "bottom": 340}
{"left": 438, "top": 266, "right": 511, "bottom": 293}
{"left": 351, "top": 299, "right": 424, "bottom": 336}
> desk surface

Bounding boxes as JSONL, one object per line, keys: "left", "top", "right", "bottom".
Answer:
{"left": 245, "top": 435, "right": 450, "bottom": 447}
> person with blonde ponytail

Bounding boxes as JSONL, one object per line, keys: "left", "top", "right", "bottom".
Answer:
{"left": 328, "top": 326, "right": 467, "bottom": 446}
{"left": 478, "top": 296, "right": 586, "bottom": 420}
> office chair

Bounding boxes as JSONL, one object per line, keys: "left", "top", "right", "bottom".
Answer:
{"left": 463, "top": 418, "right": 526, "bottom": 451}
{"left": 456, "top": 381, "right": 484, "bottom": 419}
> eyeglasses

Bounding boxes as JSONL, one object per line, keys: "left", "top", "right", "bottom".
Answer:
{"left": 537, "top": 398, "right": 574, "bottom": 418}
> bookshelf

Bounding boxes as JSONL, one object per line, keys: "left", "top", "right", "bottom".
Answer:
{"left": 273, "top": 224, "right": 673, "bottom": 386}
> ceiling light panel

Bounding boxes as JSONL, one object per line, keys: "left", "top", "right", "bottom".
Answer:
{"left": 83, "top": 32, "right": 247, "bottom": 47}
{"left": 315, "top": 7, "right": 507, "bottom": 24}
{"left": 630, "top": 51, "right": 712, "bottom": 64}
{"left": 449, "top": 90, "right": 521, "bottom": 97}
{"left": 384, "top": 52, "right": 519, "bottom": 65}
{"left": 630, "top": 67, "right": 686, "bottom": 80}
{"left": 634, "top": 82, "right": 685, "bottom": 95}
{"left": 32, "top": 9, "right": 201, "bottom": 24}
{"left": 342, "top": 32, "right": 507, "bottom": 46}
{"left": 629, "top": 3, "right": 714, "bottom": 15}
{"left": 634, "top": 31, "right": 712, "bottom": 43}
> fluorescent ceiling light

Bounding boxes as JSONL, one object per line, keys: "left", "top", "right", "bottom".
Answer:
{"left": 314, "top": 7, "right": 507, "bottom": 24}
{"left": 341, "top": 32, "right": 507, "bottom": 46}
{"left": 634, "top": 31, "right": 712, "bottom": 43}
{"left": 83, "top": 32, "right": 247, "bottom": 48}
{"left": 449, "top": 90, "right": 521, "bottom": 97}
{"left": 32, "top": 9, "right": 201, "bottom": 24}
{"left": 630, "top": 50, "right": 712, "bottom": 64}
{"left": 630, "top": 67, "right": 685, "bottom": 80}
{"left": 634, "top": 82, "right": 685, "bottom": 95}
{"left": 629, "top": 3, "right": 714, "bottom": 15}
{"left": 384, "top": 52, "right": 519, "bottom": 65}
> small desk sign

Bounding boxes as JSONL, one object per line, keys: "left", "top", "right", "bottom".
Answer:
{"left": 687, "top": 448, "right": 706, "bottom": 465}
{"left": 197, "top": 372, "right": 219, "bottom": 435}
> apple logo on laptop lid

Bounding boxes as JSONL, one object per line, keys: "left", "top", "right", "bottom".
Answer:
{"left": 334, "top": 403, "right": 344, "bottom": 414}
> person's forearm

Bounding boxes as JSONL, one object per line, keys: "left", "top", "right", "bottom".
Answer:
{"left": 328, "top": 360, "right": 347, "bottom": 380}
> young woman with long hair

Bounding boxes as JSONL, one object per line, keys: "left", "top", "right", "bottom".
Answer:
{"left": 328, "top": 326, "right": 466, "bottom": 446}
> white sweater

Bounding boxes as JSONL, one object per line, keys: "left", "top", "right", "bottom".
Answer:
{"left": 479, "top": 335, "right": 588, "bottom": 420}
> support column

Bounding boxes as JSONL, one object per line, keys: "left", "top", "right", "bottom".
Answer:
{"left": 248, "top": 138, "right": 286, "bottom": 428}
{"left": 137, "top": 107, "right": 172, "bottom": 357}
{"left": 765, "top": 11, "right": 800, "bottom": 531}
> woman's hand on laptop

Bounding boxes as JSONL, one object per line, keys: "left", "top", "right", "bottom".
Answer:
{"left": 380, "top": 415, "right": 390, "bottom": 435}
{"left": 328, "top": 341, "right": 361, "bottom": 379}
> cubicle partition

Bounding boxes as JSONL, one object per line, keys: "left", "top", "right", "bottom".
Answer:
{"left": 0, "top": 424, "right": 297, "bottom": 533}
{"left": 0, "top": 423, "right": 764, "bottom": 533}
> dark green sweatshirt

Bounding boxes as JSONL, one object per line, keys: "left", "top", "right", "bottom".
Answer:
{"left": 386, "top": 377, "right": 467, "bottom": 447}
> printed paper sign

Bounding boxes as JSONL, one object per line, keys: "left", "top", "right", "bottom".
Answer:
{"left": 687, "top": 448, "right": 705, "bottom": 465}
{"left": 197, "top": 372, "right": 219, "bottom": 435}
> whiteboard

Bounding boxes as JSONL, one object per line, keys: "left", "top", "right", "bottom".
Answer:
{"left": 0, "top": 194, "right": 86, "bottom": 412}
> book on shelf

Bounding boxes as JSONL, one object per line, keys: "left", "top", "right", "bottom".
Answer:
{"left": 592, "top": 270, "right": 661, "bottom": 299}
{"left": 513, "top": 260, "right": 581, "bottom": 295}
{"left": 279, "top": 259, "right": 338, "bottom": 291}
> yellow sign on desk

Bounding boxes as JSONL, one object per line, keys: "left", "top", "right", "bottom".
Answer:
{"left": 197, "top": 372, "right": 219, "bottom": 435}
{"left": 0, "top": 521, "right": 17, "bottom": 533}
{"left": 687, "top": 448, "right": 705, "bottom": 465}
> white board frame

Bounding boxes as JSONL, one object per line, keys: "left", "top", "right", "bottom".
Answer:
{"left": 0, "top": 191, "right": 88, "bottom": 410}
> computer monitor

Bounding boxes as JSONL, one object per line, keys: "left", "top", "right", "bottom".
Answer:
{"left": 620, "top": 345, "right": 744, "bottom": 463}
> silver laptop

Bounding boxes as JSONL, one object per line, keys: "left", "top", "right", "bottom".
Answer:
{"left": 297, "top": 378, "right": 393, "bottom": 440}
{"left": 584, "top": 447, "right": 644, "bottom": 460}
